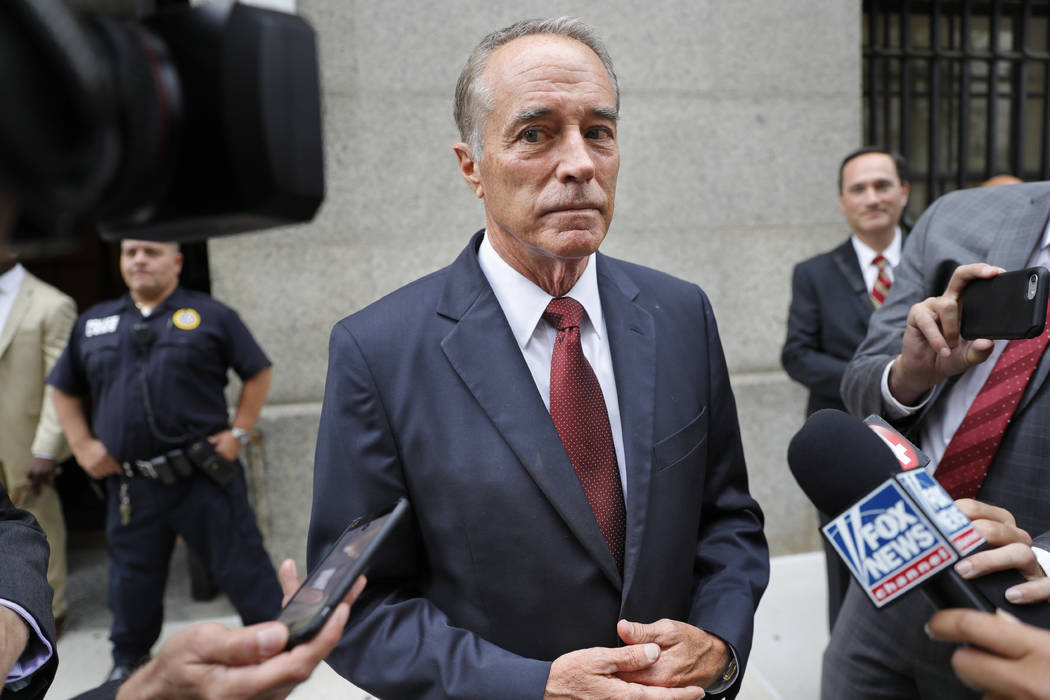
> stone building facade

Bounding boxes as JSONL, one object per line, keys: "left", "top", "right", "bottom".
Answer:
{"left": 209, "top": 0, "right": 863, "bottom": 567}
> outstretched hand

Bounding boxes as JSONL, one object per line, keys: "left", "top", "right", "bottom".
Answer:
{"left": 114, "top": 559, "right": 365, "bottom": 700}
{"left": 954, "top": 499, "right": 1049, "bottom": 605}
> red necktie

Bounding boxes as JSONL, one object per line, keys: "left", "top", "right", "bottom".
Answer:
{"left": 544, "top": 297, "right": 626, "bottom": 572}
{"left": 871, "top": 254, "right": 892, "bottom": 307}
{"left": 936, "top": 296, "right": 1050, "bottom": 499}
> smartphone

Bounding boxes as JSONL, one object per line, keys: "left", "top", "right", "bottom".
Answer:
{"left": 277, "top": 497, "right": 409, "bottom": 648}
{"left": 960, "top": 266, "right": 1050, "bottom": 340}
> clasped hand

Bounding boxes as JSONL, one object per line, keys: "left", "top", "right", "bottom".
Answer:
{"left": 543, "top": 618, "right": 731, "bottom": 699}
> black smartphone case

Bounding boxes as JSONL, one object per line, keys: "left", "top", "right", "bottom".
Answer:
{"left": 960, "top": 266, "right": 1050, "bottom": 340}
{"left": 280, "top": 497, "right": 410, "bottom": 649}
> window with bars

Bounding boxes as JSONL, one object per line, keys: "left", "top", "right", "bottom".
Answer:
{"left": 864, "top": 0, "right": 1050, "bottom": 214}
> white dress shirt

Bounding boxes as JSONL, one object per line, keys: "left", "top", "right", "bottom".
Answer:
{"left": 477, "top": 233, "right": 628, "bottom": 498}
{"left": 0, "top": 263, "right": 25, "bottom": 336}
{"left": 851, "top": 227, "right": 903, "bottom": 294}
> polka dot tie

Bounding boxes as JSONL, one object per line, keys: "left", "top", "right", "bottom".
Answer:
{"left": 871, "top": 254, "right": 893, "bottom": 308}
{"left": 544, "top": 297, "right": 626, "bottom": 572}
{"left": 936, "top": 295, "right": 1050, "bottom": 499}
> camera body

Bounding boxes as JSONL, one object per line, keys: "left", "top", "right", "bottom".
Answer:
{"left": 0, "top": 0, "right": 324, "bottom": 254}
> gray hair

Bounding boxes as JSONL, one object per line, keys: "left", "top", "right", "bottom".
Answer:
{"left": 453, "top": 17, "right": 620, "bottom": 161}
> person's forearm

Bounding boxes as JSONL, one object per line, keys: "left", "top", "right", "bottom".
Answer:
{"left": 0, "top": 605, "right": 29, "bottom": 682}
{"left": 231, "top": 367, "right": 272, "bottom": 430}
{"left": 51, "top": 387, "right": 95, "bottom": 451}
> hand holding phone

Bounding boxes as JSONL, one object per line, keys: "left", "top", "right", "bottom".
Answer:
{"left": 276, "top": 497, "right": 409, "bottom": 649}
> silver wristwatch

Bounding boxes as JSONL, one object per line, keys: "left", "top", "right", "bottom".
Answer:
{"left": 231, "top": 426, "right": 251, "bottom": 446}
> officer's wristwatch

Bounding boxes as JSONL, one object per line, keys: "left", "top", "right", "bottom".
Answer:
{"left": 231, "top": 427, "right": 251, "bottom": 446}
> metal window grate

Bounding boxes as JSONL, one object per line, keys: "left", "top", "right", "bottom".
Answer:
{"left": 864, "top": 0, "right": 1050, "bottom": 212}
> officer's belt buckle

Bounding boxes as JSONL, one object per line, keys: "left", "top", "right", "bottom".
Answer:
{"left": 135, "top": 459, "right": 158, "bottom": 480}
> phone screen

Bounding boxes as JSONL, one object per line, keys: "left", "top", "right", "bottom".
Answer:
{"left": 278, "top": 497, "right": 408, "bottom": 647}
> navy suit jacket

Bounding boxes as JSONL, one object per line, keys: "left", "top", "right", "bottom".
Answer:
{"left": 0, "top": 486, "right": 55, "bottom": 700}
{"left": 781, "top": 239, "right": 874, "bottom": 415}
{"left": 308, "top": 232, "right": 769, "bottom": 699}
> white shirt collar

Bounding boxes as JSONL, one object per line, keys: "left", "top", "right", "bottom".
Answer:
{"left": 851, "top": 227, "right": 903, "bottom": 270}
{"left": 477, "top": 232, "right": 604, "bottom": 350}
{"left": 0, "top": 263, "right": 25, "bottom": 297}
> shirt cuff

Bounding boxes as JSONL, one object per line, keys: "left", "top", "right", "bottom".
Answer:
{"left": 0, "top": 600, "right": 53, "bottom": 690}
{"left": 30, "top": 452, "right": 55, "bottom": 461}
{"left": 880, "top": 359, "right": 932, "bottom": 419}
{"left": 1031, "top": 545, "right": 1050, "bottom": 578}
{"left": 704, "top": 643, "right": 739, "bottom": 695}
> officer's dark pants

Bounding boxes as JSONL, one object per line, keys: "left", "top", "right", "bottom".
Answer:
{"left": 104, "top": 463, "right": 281, "bottom": 665}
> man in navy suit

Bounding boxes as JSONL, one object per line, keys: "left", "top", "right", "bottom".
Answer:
{"left": 780, "top": 147, "right": 910, "bottom": 628}
{"left": 781, "top": 147, "right": 911, "bottom": 417}
{"left": 308, "top": 17, "right": 768, "bottom": 700}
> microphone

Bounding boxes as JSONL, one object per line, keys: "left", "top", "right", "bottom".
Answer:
{"left": 788, "top": 409, "right": 1050, "bottom": 625}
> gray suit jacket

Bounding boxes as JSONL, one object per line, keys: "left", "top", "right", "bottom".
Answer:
{"left": 842, "top": 181, "right": 1050, "bottom": 539}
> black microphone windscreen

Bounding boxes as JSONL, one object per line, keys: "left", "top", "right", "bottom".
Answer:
{"left": 787, "top": 409, "right": 901, "bottom": 516}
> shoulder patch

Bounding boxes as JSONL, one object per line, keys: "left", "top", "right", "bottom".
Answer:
{"left": 85, "top": 315, "right": 120, "bottom": 338}
{"left": 172, "top": 308, "right": 201, "bottom": 331}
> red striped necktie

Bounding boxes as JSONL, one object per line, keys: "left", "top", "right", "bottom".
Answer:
{"left": 871, "top": 254, "right": 892, "bottom": 307}
{"left": 936, "top": 295, "right": 1050, "bottom": 499}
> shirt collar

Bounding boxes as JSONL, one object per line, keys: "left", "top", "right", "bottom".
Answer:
{"left": 122, "top": 285, "right": 185, "bottom": 315}
{"left": 851, "top": 227, "right": 903, "bottom": 269}
{"left": 477, "top": 232, "right": 603, "bottom": 350}
{"left": 0, "top": 263, "right": 25, "bottom": 297}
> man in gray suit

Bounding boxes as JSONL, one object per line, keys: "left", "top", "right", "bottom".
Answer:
{"left": 826, "top": 181, "right": 1050, "bottom": 698}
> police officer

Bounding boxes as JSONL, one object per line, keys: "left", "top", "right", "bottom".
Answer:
{"left": 48, "top": 239, "right": 281, "bottom": 682}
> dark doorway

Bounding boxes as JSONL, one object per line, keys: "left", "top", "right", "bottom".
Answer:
{"left": 22, "top": 238, "right": 211, "bottom": 533}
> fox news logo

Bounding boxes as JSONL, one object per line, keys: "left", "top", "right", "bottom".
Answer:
{"left": 897, "top": 470, "right": 985, "bottom": 556}
{"left": 823, "top": 481, "right": 957, "bottom": 607}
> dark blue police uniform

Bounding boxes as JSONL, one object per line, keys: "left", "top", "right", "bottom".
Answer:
{"left": 48, "top": 286, "right": 281, "bottom": 666}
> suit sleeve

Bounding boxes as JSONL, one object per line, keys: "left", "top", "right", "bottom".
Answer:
{"left": 307, "top": 323, "right": 551, "bottom": 700}
{"left": 688, "top": 289, "right": 769, "bottom": 694}
{"left": 0, "top": 487, "right": 56, "bottom": 700}
{"left": 842, "top": 197, "right": 944, "bottom": 419}
{"left": 781, "top": 261, "right": 849, "bottom": 401}
{"left": 30, "top": 294, "right": 76, "bottom": 460}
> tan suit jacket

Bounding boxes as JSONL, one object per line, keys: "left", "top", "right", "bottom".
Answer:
{"left": 0, "top": 270, "right": 75, "bottom": 618}
{"left": 0, "top": 271, "right": 76, "bottom": 487}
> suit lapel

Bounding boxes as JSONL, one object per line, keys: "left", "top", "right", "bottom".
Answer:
{"left": 830, "top": 238, "right": 874, "bottom": 319}
{"left": 0, "top": 274, "right": 33, "bottom": 361}
{"left": 596, "top": 256, "right": 655, "bottom": 604}
{"left": 437, "top": 233, "right": 622, "bottom": 588}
